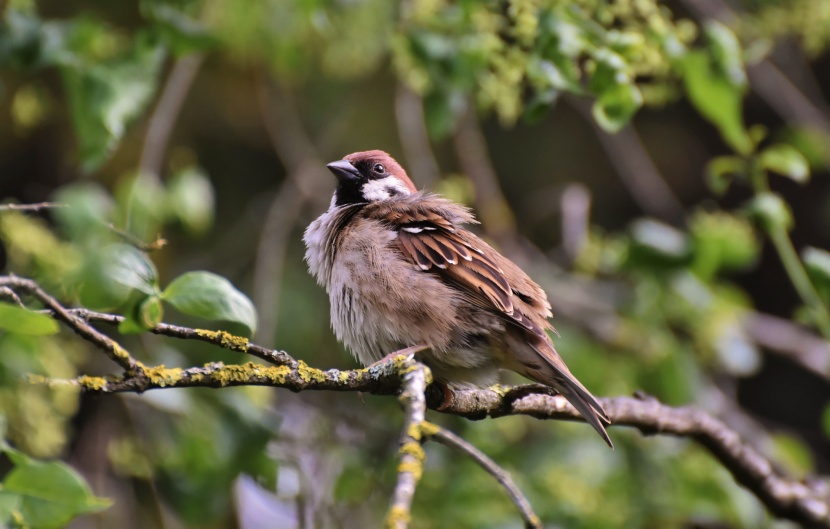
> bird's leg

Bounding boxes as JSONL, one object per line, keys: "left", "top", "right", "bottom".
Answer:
{"left": 368, "top": 343, "right": 431, "bottom": 368}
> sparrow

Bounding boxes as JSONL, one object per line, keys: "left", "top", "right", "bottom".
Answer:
{"left": 303, "top": 150, "right": 612, "bottom": 447}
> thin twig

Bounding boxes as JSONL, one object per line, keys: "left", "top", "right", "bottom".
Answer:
{"left": 54, "top": 308, "right": 293, "bottom": 367}
{"left": 0, "top": 287, "right": 24, "bottom": 307}
{"left": 105, "top": 223, "right": 167, "bottom": 252}
{"left": 0, "top": 277, "right": 140, "bottom": 373}
{"left": 385, "top": 358, "right": 431, "bottom": 529}
{"left": 139, "top": 54, "right": 205, "bottom": 177}
{"left": 0, "top": 202, "right": 67, "bottom": 212}
{"left": 421, "top": 422, "right": 542, "bottom": 529}
{"left": 744, "top": 312, "right": 830, "bottom": 378}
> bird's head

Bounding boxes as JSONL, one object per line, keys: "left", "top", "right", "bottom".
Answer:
{"left": 326, "top": 150, "right": 417, "bottom": 207}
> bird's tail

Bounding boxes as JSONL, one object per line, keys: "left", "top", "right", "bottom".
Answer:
{"left": 528, "top": 341, "right": 613, "bottom": 448}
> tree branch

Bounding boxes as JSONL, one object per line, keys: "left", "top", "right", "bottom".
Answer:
{"left": 52, "top": 362, "right": 830, "bottom": 527}
{"left": 421, "top": 421, "right": 542, "bottom": 529}
{"left": 435, "top": 386, "right": 830, "bottom": 528}
{"left": 60, "top": 308, "right": 293, "bottom": 367}
{"left": 385, "top": 358, "right": 431, "bottom": 529}
{"left": 6, "top": 275, "right": 829, "bottom": 528}
{"left": 0, "top": 276, "right": 140, "bottom": 373}
{"left": 0, "top": 202, "right": 67, "bottom": 212}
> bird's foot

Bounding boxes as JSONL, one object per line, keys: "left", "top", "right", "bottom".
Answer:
{"left": 368, "top": 344, "right": 430, "bottom": 368}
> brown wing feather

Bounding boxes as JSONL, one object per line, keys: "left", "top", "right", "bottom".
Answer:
{"left": 363, "top": 194, "right": 552, "bottom": 335}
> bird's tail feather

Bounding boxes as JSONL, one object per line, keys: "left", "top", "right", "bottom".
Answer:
{"left": 551, "top": 372, "right": 613, "bottom": 448}
{"left": 528, "top": 342, "right": 613, "bottom": 448}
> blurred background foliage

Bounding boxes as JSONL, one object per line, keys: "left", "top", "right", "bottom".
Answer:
{"left": 1, "top": 0, "right": 830, "bottom": 527}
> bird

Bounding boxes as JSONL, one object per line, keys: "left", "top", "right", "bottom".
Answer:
{"left": 303, "top": 150, "right": 612, "bottom": 447}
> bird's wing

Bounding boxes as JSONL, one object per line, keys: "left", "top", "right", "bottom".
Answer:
{"left": 365, "top": 195, "right": 612, "bottom": 447}
{"left": 366, "top": 195, "right": 550, "bottom": 337}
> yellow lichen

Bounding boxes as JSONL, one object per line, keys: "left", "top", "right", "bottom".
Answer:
{"left": 76, "top": 375, "right": 108, "bottom": 391}
{"left": 396, "top": 357, "right": 433, "bottom": 385}
{"left": 26, "top": 374, "right": 49, "bottom": 386}
{"left": 488, "top": 383, "right": 509, "bottom": 397}
{"left": 399, "top": 440, "right": 426, "bottom": 463}
{"left": 419, "top": 421, "right": 440, "bottom": 438}
{"left": 384, "top": 506, "right": 411, "bottom": 529}
{"left": 397, "top": 459, "right": 424, "bottom": 481}
{"left": 295, "top": 360, "right": 328, "bottom": 384}
{"left": 208, "top": 362, "right": 290, "bottom": 387}
{"left": 195, "top": 329, "right": 249, "bottom": 352}
{"left": 406, "top": 423, "right": 423, "bottom": 442}
{"left": 111, "top": 343, "right": 133, "bottom": 362}
{"left": 262, "top": 365, "right": 291, "bottom": 384}
{"left": 143, "top": 365, "right": 184, "bottom": 388}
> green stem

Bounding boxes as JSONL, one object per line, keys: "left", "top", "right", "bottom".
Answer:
{"left": 751, "top": 163, "right": 830, "bottom": 339}
{"left": 766, "top": 226, "right": 830, "bottom": 338}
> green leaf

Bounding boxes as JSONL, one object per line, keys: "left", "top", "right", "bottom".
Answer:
{"left": 102, "top": 243, "right": 159, "bottom": 296}
{"left": 758, "top": 144, "right": 810, "bottom": 184}
{"left": 118, "top": 294, "right": 163, "bottom": 333}
{"left": 162, "top": 272, "right": 257, "bottom": 335}
{"left": 592, "top": 82, "right": 642, "bottom": 133}
{"left": 745, "top": 192, "right": 793, "bottom": 232}
{"left": 588, "top": 49, "right": 642, "bottom": 132}
{"left": 140, "top": 295, "right": 164, "bottom": 328}
{"left": 680, "top": 51, "right": 751, "bottom": 155}
{"left": 62, "top": 32, "right": 165, "bottom": 171}
{"left": 803, "top": 247, "right": 830, "bottom": 291}
{"left": 51, "top": 182, "right": 114, "bottom": 239}
{"left": 769, "top": 433, "right": 813, "bottom": 477}
{"left": 781, "top": 127, "right": 830, "bottom": 168}
{"left": 0, "top": 9, "right": 44, "bottom": 69}
{"left": 705, "top": 155, "right": 746, "bottom": 196}
{"left": 0, "top": 491, "right": 22, "bottom": 525}
{"left": 0, "top": 302, "right": 59, "bottom": 335}
{"left": 522, "top": 88, "right": 558, "bottom": 123}
{"left": 626, "top": 218, "right": 692, "bottom": 269}
{"left": 143, "top": 3, "right": 218, "bottom": 55}
{"left": 690, "top": 211, "right": 759, "bottom": 279}
{"left": 116, "top": 172, "right": 168, "bottom": 242}
{"left": 2, "top": 448, "right": 111, "bottom": 529}
{"left": 704, "top": 21, "right": 746, "bottom": 88}
{"left": 167, "top": 167, "right": 215, "bottom": 235}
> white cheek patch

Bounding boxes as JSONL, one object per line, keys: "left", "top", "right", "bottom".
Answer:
{"left": 361, "top": 177, "right": 411, "bottom": 202}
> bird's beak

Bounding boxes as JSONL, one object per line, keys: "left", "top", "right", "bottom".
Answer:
{"left": 326, "top": 160, "right": 361, "bottom": 183}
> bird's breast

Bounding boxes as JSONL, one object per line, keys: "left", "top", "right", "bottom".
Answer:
{"left": 324, "top": 218, "right": 464, "bottom": 364}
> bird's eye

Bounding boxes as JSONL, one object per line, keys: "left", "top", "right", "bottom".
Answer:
{"left": 373, "top": 163, "right": 385, "bottom": 174}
